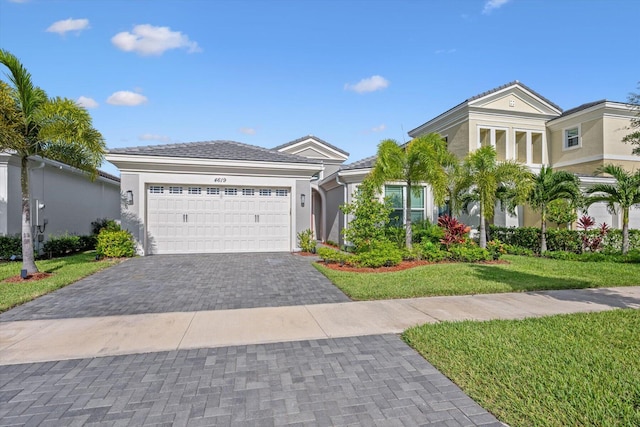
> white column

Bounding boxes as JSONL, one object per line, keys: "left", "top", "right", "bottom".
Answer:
{"left": 526, "top": 132, "right": 532, "bottom": 165}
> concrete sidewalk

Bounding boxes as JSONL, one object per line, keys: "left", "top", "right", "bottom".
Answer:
{"left": 2, "top": 286, "right": 639, "bottom": 365}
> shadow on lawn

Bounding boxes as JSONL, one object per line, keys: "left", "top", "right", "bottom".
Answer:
{"left": 468, "top": 263, "right": 592, "bottom": 292}
{"left": 540, "top": 287, "right": 640, "bottom": 309}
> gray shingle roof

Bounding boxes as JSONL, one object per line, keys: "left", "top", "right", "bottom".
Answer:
{"left": 549, "top": 99, "right": 606, "bottom": 121}
{"left": 273, "top": 135, "right": 350, "bottom": 157}
{"left": 341, "top": 154, "right": 377, "bottom": 171}
{"left": 108, "top": 140, "right": 322, "bottom": 164}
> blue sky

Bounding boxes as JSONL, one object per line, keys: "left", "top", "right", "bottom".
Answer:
{"left": 1, "top": 0, "right": 638, "bottom": 176}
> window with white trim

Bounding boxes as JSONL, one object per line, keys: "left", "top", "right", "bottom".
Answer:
{"left": 259, "top": 189, "right": 272, "bottom": 196}
{"left": 565, "top": 127, "right": 580, "bottom": 149}
{"left": 275, "top": 189, "right": 288, "bottom": 197}
{"left": 149, "top": 186, "right": 164, "bottom": 194}
{"left": 242, "top": 188, "right": 255, "bottom": 196}
{"left": 188, "top": 187, "right": 202, "bottom": 195}
{"left": 384, "top": 185, "right": 425, "bottom": 226}
{"left": 206, "top": 187, "right": 220, "bottom": 195}
{"left": 224, "top": 188, "right": 237, "bottom": 196}
{"left": 169, "top": 186, "right": 183, "bottom": 194}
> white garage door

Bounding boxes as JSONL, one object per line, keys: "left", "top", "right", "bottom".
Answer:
{"left": 147, "top": 185, "right": 291, "bottom": 254}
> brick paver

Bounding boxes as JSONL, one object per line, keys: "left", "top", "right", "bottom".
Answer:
{"left": 0, "top": 335, "right": 502, "bottom": 426}
{"left": 0, "top": 253, "right": 349, "bottom": 322}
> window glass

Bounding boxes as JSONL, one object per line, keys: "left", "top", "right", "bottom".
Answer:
{"left": 410, "top": 188, "right": 424, "bottom": 208}
{"left": 566, "top": 128, "right": 579, "bottom": 147}
{"left": 385, "top": 186, "right": 403, "bottom": 209}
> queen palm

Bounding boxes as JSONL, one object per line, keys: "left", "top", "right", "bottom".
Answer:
{"left": 370, "top": 133, "right": 455, "bottom": 249}
{"left": 527, "top": 166, "right": 582, "bottom": 253}
{"left": 0, "top": 50, "right": 106, "bottom": 274}
{"left": 585, "top": 164, "right": 640, "bottom": 255}
{"left": 458, "top": 146, "right": 532, "bottom": 248}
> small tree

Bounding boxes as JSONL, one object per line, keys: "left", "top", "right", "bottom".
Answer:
{"left": 340, "top": 179, "right": 392, "bottom": 252}
{"left": 585, "top": 164, "right": 640, "bottom": 254}
{"left": 547, "top": 199, "right": 578, "bottom": 229}
{"left": 527, "top": 166, "right": 582, "bottom": 253}
{"left": 370, "top": 134, "right": 455, "bottom": 249}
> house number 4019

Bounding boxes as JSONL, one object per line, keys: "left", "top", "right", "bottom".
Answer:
{"left": 214, "top": 177, "right": 227, "bottom": 183}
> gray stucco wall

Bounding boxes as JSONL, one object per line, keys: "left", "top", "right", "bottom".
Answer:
{"left": 325, "top": 186, "right": 344, "bottom": 246}
{"left": 0, "top": 157, "right": 120, "bottom": 241}
{"left": 295, "top": 180, "right": 311, "bottom": 245}
{"left": 119, "top": 173, "right": 143, "bottom": 252}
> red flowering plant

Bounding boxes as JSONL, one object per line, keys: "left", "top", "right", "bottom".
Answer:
{"left": 437, "top": 215, "right": 471, "bottom": 248}
{"left": 577, "top": 215, "right": 609, "bottom": 252}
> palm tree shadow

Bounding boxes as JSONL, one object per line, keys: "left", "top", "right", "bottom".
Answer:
{"left": 539, "top": 287, "right": 640, "bottom": 309}
{"left": 468, "top": 263, "right": 592, "bottom": 292}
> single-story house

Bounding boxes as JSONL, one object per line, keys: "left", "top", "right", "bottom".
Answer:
{"left": 0, "top": 152, "right": 121, "bottom": 251}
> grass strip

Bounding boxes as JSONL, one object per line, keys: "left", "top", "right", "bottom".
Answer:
{"left": 403, "top": 309, "right": 640, "bottom": 427}
{"left": 0, "top": 252, "right": 122, "bottom": 313}
{"left": 315, "top": 255, "right": 640, "bottom": 300}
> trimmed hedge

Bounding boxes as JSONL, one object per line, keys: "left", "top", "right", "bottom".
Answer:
{"left": 490, "top": 226, "right": 640, "bottom": 254}
{"left": 96, "top": 229, "right": 136, "bottom": 258}
{"left": 0, "top": 235, "right": 22, "bottom": 260}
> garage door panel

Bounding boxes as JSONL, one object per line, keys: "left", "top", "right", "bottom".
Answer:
{"left": 147, "top": 185, "right": 291, "bottom": 254}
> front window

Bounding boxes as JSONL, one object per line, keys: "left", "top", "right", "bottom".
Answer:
{"left": 384, "top": 185, "right": 425, "bottom": 225}
{"left": 565, "top": 127, "right": 580, "bottom": 148}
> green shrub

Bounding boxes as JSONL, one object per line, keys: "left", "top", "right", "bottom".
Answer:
{"left": 297, "top": 229, "right": 316, "bottom": 253}
{"left": 354, "top": 241, "right": 403, "bottom": 268}
{"left": 546, "top": 229, "right": 582, "bottom": 253}
{"left": 543, "top": 250, "right": 640, "bottom": 263}
{"left": 0, "top": 235, "right": 22, "bottom": 260}
{"left": 325, "top": 240, "right": 339, "bottom": 248}
{"left": 385, "top": 225, "right": 406, "bottom": 249}
{"left": 486, "top": 239, "right": 506, "bottom": 260}
{"left": 503, "top": 244, "right": 535, "bottom": 256}
{"left": 401, "top": 247, "right": 423, "bottom": 261}
{"left": 412, "top": 220, "right": 445, "bottom": 244}
{"left": 419, "top": 241, "right": 450, "bottom": 262}
{"left": 96, "top": 229, "right": 136, "bottom": 258}
{"left": 91, "top": 218, "right": 121, "bottom": 235}
{"left": 78, "top": 235, "right": 97, "bottom": 251}
{"left": 317, "top": 247, "right": 353, "bottom": 265}
{"left": 43, "top": 234, "right": 83, "bottom": 257}
{"left": 602, "top": 229, "right": 640, "bottom": 253}
{"left": 448, "top": 242, "right": 491, "bottom": 262}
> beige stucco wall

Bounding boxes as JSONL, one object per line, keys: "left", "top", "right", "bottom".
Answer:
{"left": 604, "top": 115, "right": 637, "bottom": 156}
{"left": 442, "top": 121, "right": 470, "bottom": 159}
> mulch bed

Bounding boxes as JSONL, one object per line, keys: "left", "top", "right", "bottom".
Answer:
{"left": 4, "top": 272, "right": 52, "bottom": 283}
{"left": 318, "top": 258, "right": 510, "bottom": 273}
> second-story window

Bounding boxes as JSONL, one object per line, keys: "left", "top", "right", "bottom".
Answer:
{"left": 565, "top": 127, "right": 580, "bottom": 148}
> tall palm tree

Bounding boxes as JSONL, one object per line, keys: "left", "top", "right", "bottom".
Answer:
{"left": 0, "top": 50, "right": 106, "bottom": 273}
{"left": 585, "top": 164, "right": 640, "bottom": 255}
{"left": 370, "top": 133, "right": 455, "bottom": 248}
{"left": 527, "top": 166, "right": 582, "bottom": 253}
{"left": 458, "top": 146, "right": 532, "bottom": 248}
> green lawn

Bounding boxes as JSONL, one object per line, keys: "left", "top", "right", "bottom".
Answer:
{"left": 0, "top": 252, "right": 122, "bottom": 313}
{"left": 314, "top": 255, "right": 640, "bottom": 300}
{"left": 403, "top": 309, "right": 640, "bottom": 427}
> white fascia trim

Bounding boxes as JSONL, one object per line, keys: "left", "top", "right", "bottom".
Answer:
{"left": 338, "top": 168, "right": 372, "bottom": 178}
{"left": 552, "top": 154, "right": 640, "bottom": 168}
{"left": 106, "top": 154, "right": 322, "bottom": 172}
{"left": 408, "top": 104, "right": 468, "bottom": 137}
{"left": 470, "top": 84, "right": 562, "bottom": 115}
{"left": 279, "top": 140, "right": 348, "bottom": 160}
{"left": 549, "top": 102, "right": 634, "bottom": 128}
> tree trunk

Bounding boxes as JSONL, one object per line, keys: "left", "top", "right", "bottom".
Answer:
{"left": 479, "top": 204, "right": 487, "bottom": 248}
{"left": 405, "top": 183, "right": 412, "bottom": 249}
{"left": 20, "top": 156, "right": 38, "bottom": 274}
{"left": 622, "top": 207, "right": 629, "bottom": 255}
{"left": 484, "top": 218, "right": 492, "bottom": 243}
{"left": 540, "top": 207, "right": 547, "bottom": 253}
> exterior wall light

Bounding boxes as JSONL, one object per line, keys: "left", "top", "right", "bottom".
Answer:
{"left": 126, "top": 190, "right": 134, "bottom": 205}
{"left": 301, "top": 193, "right": 306, "bottom": 207}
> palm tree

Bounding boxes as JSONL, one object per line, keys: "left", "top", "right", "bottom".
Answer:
{"left": 527, "top": 166, "right": 582, "bottom": 253}
{"left": 370, "top": 133, "right": 455, "bottom": 248}
{"left": 585, "top": 164, "right": 640, "bottom": 255}
{"left": 458, "top": 146, "right": 532, "bottom": 248}
{"left": 0, "top": 50, "right": 106, "bottom": 273}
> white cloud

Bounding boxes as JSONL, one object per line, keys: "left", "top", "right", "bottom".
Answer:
{"left": 111, "top": 24, "right": 201, "bottom": 56}
{"left": 239, "top": 127, "right": 257, "bottom": 135}
{"left": 344, "top": 75, "right": 389, "bottom": 94}
{"left": 371, "top": 124, "right": 386, "bottom": 132}
{"left": 138, "top": 133, "right": 171, "bottom": 143}
{"left": 106, "top": 91, "right": 148, "bottom": 106}
{"left": 482, "top": 0, "right": 511, "bottom": 14}
{"left": 76, "top": 96, "right": 98, "bottom": 109}
{"left": 46, "top": 18, "right": 90, "bottom": 35}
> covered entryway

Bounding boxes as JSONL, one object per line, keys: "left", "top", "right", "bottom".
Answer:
{"left": 147, "top": 184, "right": 290, "bottom": 254}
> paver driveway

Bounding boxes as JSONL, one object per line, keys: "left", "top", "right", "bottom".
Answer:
{"left": 0, "top": 253, "right": 350, "bottom": 322}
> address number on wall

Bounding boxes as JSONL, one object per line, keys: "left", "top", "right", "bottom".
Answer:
{"left": 214, "top": 177, "right": 227, "bottom": 183}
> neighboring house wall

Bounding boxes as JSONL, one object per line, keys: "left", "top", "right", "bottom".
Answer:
{"left": 0, "top": 154, "right": 121, "bottom": 241}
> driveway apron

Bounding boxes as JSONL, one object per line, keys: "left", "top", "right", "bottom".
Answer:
{"left": 0, "top": 253, "right": 350, "bottom": 322}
